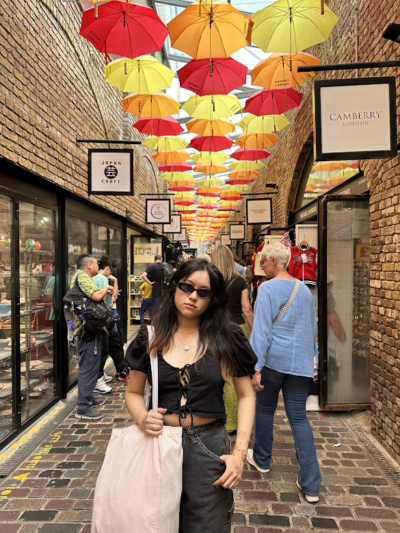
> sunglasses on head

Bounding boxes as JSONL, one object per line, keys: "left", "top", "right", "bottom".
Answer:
{"left": 177, "top": 281, "right": 212, "bottom": 300}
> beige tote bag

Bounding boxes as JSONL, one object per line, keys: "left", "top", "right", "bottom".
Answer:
{"left": 91, "top": 327, "right": 183, "bottom": 533}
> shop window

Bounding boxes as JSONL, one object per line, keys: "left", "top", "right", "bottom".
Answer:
{"left": 19, "top": 202, "right": 56, "bottom": 423}
{"left": 0, "top": 195, "right": 15, "bottom": 441}
{"left": 92, "top": 225, "right": 108, "bottom": 259}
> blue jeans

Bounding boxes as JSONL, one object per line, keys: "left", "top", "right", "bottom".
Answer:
{"left": 139, "top": 298, "right": 153, "bottom": 325}
{"left": 253, "top": 367, "right": 322, "bottom": 497}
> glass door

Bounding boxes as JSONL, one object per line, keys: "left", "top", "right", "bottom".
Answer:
{"left": 319, "top": 195, "right": 371, "bottom": 409}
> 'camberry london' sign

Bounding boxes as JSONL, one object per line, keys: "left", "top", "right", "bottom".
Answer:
{"left": 313, "top": 77, "right": 397, "bottom": 161}
{"left": 89, "top": 149, "right": 134, "bottom": 195}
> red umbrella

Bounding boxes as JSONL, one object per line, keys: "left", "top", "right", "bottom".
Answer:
{"left": 168, "top": 186, "right": 195, "bottom": 192}
{"left": 244, "top": 89, "right": 303, "bottom": 116}
{"left": 231, "top": 148, "right": 271, "bottom": 161}
{"left": 133, "top": 117, "right": 184, "bottom": 136}
{"left": 220, "top": 195, "right": 243, "bottom": 201}
{"left": 190, "top": 135, "right": 233, "bottom": 152}
{"left": 158, "top": 163, "right": 192, "bottom": 172}
{"left": 195, "top": 192, "right": 220, "bottom": 197}
{"left": 225, "top": 178, "right": 255, "bottom": 185}
{"left": 177, "top": 58, "right": 247, "bottom": 96}
{"left": 173, "top": 200, "right": 195, "bottom": 206}
{"left": 198, "top": 204, "right": 219, "bottom": 209}
{"left": 80, "top": 2, "right": 168, "bottom": 63}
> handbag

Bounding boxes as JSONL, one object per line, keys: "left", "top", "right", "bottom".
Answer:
{"left": 91, "top": 326, "right": 183, "bottom": 533}
{"left": 273, "top": 279, "right": 300, "bottom": 323}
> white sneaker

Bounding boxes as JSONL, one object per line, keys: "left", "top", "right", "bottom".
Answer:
{"left": 33, "top": 378, "right": 53, "bottom": 392}
{"left": 94, "top": 376, "right": 112, "bottom": 394}
{"left": 296, "top": 479, "right": 319, "bottom": 503}
{"left": 246, "top": 449, "right": 270, "bottom": 473}
{"left": 103, "top": 373, "right": 113, "bottom": 383}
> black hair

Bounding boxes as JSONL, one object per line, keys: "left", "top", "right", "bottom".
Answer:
{"left": 98, "top": 255, "right": 112, "bottom": 270}
{"left": 77, "top": 254, "right": 96, "bottom": 270}
{"left": 149, "top": 258, "right": 235, "bottom": 376}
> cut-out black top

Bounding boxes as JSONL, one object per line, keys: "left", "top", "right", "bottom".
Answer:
{"left": 126, "top": 323, "right": 257, "bottom": 423}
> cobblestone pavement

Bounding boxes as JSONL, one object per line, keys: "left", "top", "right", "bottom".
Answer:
{"left": 1, "top": 378, "right": 400, "bottom": 533}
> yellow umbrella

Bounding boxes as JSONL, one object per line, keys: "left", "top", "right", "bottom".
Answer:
{"left": 186, "top": 118, "right": 236, "bottom": 136}
{"left": 183, "top": 95, "right": 243, "bottom": 120}
{"left": 122, "top": 92, "right": 180, "bottom": 118}
{"left": 229, "top": 170, "right": 260, "bottom": 180}
{"left": 152, "top": 151, "right": 191, "bottom": 164}
{"left": 313, "top": 161, "right": 350, "bottom": 172}
{"left": 162, "top": 172, "right": 194, "bottom": 181}
{"left": 144, "top": 136, "right": 189, "bottom": 151}
{"left": 238, "top": 114, "right": 290, "bottom": 134}
{"left": 167, "top": 3, "right": 253, "bottom": 59}
{"left": 172, "top": 191, "right": 195, "bottom": 197}
{"left": 192, "top": 152, "right": 230, "bottom": 164}
{"left": 197, "top": 196, "right": 219, "bottom": 204}
{"left": 331, "top": 168, "right": 359, "bottom": 179}
{"left": 194, "top": 164, "right": 227, "bottom": 174}
{"left": 326, "top": 176, "right": 346, "bottom": 186}
{"left": 105, "top": 55, "right": 174, "bottom": 93}
{"left": 223, "top": 184, "right": 250, "bottom": 192}
{"left": 251, "top": 53, "right": 321, "bottom": 89}
{"left": 235, "top": 132, "right": 280, "bottom": 149}
{"left": 196, "top": 178, "right": 225, "bottom": 186}
{"left": 229, "top": 161, "right": 264, "bottom": 171}
{"left": 251, "top": 0, "right": 338, "bottom": 54}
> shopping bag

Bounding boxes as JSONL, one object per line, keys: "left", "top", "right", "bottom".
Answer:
{"left": 91, "top": 327, "right": 183, "bottom": 533}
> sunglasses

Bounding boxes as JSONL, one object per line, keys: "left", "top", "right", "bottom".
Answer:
{"left": 177, "top": 281, "right": 212, "bottom": 300}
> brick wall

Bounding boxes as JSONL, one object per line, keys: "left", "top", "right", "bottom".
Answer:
{"left": 219, "top": 0, "right": 400, "bottom": 463}
{"left": 0, "top": 0, "right": 164, "bottom": 232}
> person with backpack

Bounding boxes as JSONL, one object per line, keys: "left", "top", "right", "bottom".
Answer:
{"left": 68, "top": 254, "right": 114, "bottom": 420}
{"left": 141, "top": 255, "right": 164, "bottom": 305}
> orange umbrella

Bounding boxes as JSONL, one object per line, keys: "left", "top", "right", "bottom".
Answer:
{"left": 168, "top": 180, "right": 196, "bottom": 187}
{"left": 251, "top": 53, "right": 321, "bottom": 89}
{"left": 313, "top": 161, "right": 350, "bottom": 172}
{"left": 305, "top": 184, "right": 317, "bottom": 192}
{"left": 193, "top": 164, "right": 227, "bottom": 174}
{"left": 152, "top": 151, "right": 190, "bottom": 164}
{"left": 186, "top": 118, "right": 236, "bottom": 136}
{"left": 167, "top": 3, "right": 253, "bottom": 60}
{"left": 235, "top": 132, "right": 280, "bottom": 150}
{"left": 122, "top": 92, "right": 180, "bottom": 118}
{"left": 228, "top": 170, "right": 260, "bottom": 180}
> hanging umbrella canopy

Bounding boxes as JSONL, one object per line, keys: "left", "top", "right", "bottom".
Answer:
{"left": 144, "top": 136, "right": 189, "bottom": 151}
{"left": 122, "top": 92, "right": 180, "bottom": 118}
{"left": 229, "top": 161, "right": 264, "bottom": 171}
{"left": 162, "top": 172, "right": 194, "bottom": 181}
{"left": 313, "top": 161, "right": 350, "bottom": 172}
{"left": 152, "top": 150, "right": 190, "bottom": 164}
{"left": 332, "top": 168, "right": 359, "bottom": 179}
{"left": 172, "top": 191, "right": 195, "bottom": 198}
{"left": 104, "top": 55, "right": 174, "bottom": 93}
{"left": 225, "top": 178, "right": 255, "bottom": 185}
{"left": 186, "top": 118, "right": 236, "bottom": 137}
{"left": 183, "top": 94, "right": 243, "bottom": 120}
{"left": 178, "top": 58, "right": 247, "bottom": 96}
{"left": 168, "top": 180, "right": 196, "bottom": 187}
{"left": 238, "top": 114, "right": 290, "bottom": 134}
{"left": 231, "top": 148, "right": 271, "bottom": 161}
{"left": 167, "top": 3, "right": 253, "bottom": 59}
{"left": 192, "top": 152, "right": 230, "bottom": 164}
{"left": 305, "top": 184, "right": 317, "bottom": 192}
{"left": 198, "top": 204, "right": 219, "bottom": 210}
{"left": 307, "top": 176, "right": 324, "bottom": 185}
{"left": 235, "top": 132, "right": 280, "bottom": 150}
{"left": 190, "top": 135, "right": 234, "bottom": 152}
{"left": 251, "top": 53, "right": 321, "bottom": 89}
{"left": 80, "top": 2, "right": 168, "bottom": 60}
{"left": 168, "top": 186, "right": 195, "bottom": 192}
{"left": 194, "top": 164, "right": 227, "bottom": 174}
{"left": 229, "top": 170, "right": 260, "bottom": 180}
{"left": 196, "top": 186, "right": 222, "bottom": 194}
{"left": 251, "top": 0, "right": 339, "bottom": 53}
{"left": 220, "top": 194, "right": 243, "bottom": 201}
{"left": 349, "top": 160, "right": 359, "bottom": 169}
{"left": 327, "top": 176, "right": 346, "bottom": 185}
{"left": 134, "top": 117, "right": 184, "bottom": 136}
{"left": 244, "top": 88, "right": 303, "bottom": 116}
{"left": 159, "top": 162, "right": 192, "bottom": 172}
{"left": 223, "top": 184, "right": 250, "bottom": 192}
{"left": 196, "top": 178, "right": 225, "bottom": 186}
{"left": 174, "top": 200, "right": 195, "bottom": 206}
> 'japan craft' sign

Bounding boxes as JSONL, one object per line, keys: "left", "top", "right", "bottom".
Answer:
{"left": 313, "top": 77, "right": 397, "bottom": 161}
{"left": 89, "top": 149, "right": 133, "bottom": 195}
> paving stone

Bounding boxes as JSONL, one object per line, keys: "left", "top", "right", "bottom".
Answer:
{"left": 69, "top": 488, "right": 90, "bottom": 499}
{"left": 46, "top": 479, "right": 70, "bottom": 488}
{"left": 382, "top": 497, "right": 400, "bottom": 508}
{"left": 354, "top": 477, "right": 388, "bottom": 486}
{"left": 39, "top": 470, "right": 63, "bottom": 479}
{"left": 21, "top": 510, "right": 58, "bottom": 521}
{"left": 355, "top": 507, "right": 396, "bottom": 519}
{"left": 48, "top": 449, "right": 76, "bottom": 454}
{"left": 316, "top": 506, "right": 352, "bottom": 518}
{"left": 380, "top": 522, "right": 400, "bottom": 533}
{"left": 74, "top": 429, "right": 89, "bottom": 434}
{"left": 249, "top": 515, "right": 290, "bottom": 527}
{"left": 233, "top": 528, "right": 255, "bottom": 533}
{"left": 233, "top": 513, "right": 246, "bottom": 524}
{"left": 73, "top": 500, "right": 93, "bottom": 510}
{"left": 38, "top": 525, "right": 82, "bottom": 533}
{"left": 349, "top": 486, "right": 379, "bottom": 495}
{"left": 0, "top": 525, "right": 21, "bottom": 533}
{"left": 56, "top": 462, "right": 84, "bottom": 469}
{"left": 280, "top": 493, "right": 300, "bottom": 503}
{"left": 62, "top": 470, "right": 88, "bottom": 479}
{"left": 311, "top": 517, "right": 339, "bottom": 529}
{"left": 244, "top": 491, "right": 278, "bottom": 501}
{"left": 339, "top": 520, "right": 378, "bottom": 531}
{"left": 67, "top": 441, "right": 92, "bottom": 448}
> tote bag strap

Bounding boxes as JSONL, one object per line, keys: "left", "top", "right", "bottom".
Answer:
{"left": 147, "top": 325, "right": 158, "bottom": 412}
{"left": 273, "top": 279, "right": 300, "bottom": 324}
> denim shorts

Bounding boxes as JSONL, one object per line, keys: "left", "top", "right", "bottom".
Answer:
{"left": 180, "top": 420, "right": 234, "bottom": 533}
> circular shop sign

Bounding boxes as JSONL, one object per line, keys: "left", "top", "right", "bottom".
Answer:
{"left": 151, "top": 204, "right": 167, "bottom": 220}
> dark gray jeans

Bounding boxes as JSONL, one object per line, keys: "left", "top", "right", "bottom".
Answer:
{"left": 180, "top": 420, "right": 234, "bottom": 533}
{"left": 77, "top": 334, "right": 102, "bottom": 413}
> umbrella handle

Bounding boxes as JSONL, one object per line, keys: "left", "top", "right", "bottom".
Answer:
{"left": 126, "top": 0, "right": 129, "bottom": 17}
{"left": 95, "top": 1, "right": 98, "bottom": 19}
{"left": 321, "top": 0, "right": 324, "bottom": 14}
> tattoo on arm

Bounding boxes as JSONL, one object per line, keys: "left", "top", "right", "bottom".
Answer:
{"left": 232, "top": 430, "right": 250, "bottom": 461}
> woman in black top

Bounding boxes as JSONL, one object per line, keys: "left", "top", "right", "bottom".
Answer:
{"left": 211, "top": 245, "right": 254, "bottom": 434}
{"left": 125, "top": 259, "right": 256, "bottom": 533}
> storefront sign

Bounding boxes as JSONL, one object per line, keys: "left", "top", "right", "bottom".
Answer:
{"left": 145, "top": 199, "right": 171, "bottom": 224}
{"left": 221, "top": 234, "right": 231, "bottom": 246}
{"left": 314, "top": 77, "right": 397, "bottom": 161}
{"left": 173, "top": 228, "right": 187, "bottom": 242}
{"left": 356, "top": 243, "right": 371, "bottom": 260}
{"left": 229, "top": 224, "right": 245, "bottom": 240}
{"left": 134, "top": 242, "right": 162, "bottom": 263}
{"left": 246, "top": 199, "right": 272, "bottom": 225}
{"left": 89, "top": 149, "right": 134, "bottom": 195}
{"left": 163, "top": 214, "right": 182, "bottom": 234}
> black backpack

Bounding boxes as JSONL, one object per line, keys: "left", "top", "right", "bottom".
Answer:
{"left": 162, "top": 262, "right": 174, "bottom": 286}
{"left": 63, "top": 274, "right": 117, "bottom": 338}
